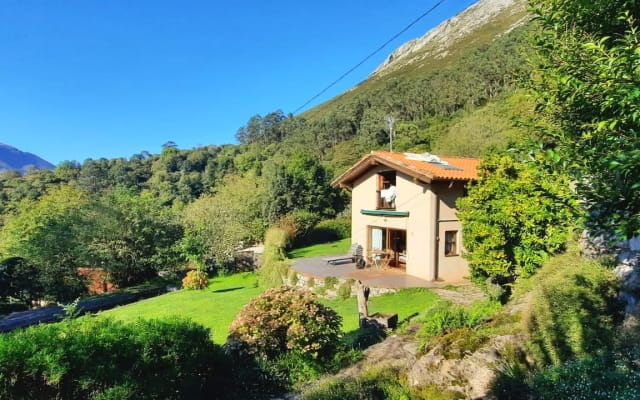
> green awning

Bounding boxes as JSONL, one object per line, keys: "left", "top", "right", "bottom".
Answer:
{"left": 360, "top": 209, "right": 409, "bottom": 217}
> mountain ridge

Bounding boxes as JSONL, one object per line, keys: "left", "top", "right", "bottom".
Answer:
{"left": 371, "top": 0, "right": 529, "bottom": 77}
{"left": 0, "top": 143, "right": 55, "bottom": 174}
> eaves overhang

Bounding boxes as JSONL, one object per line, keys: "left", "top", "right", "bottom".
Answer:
{"left": 331, "top": 153, "right": 434, "bottom": 189}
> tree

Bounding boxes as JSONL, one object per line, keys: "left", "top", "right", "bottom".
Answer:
{"left": 261, "top": 152, "right": 343, "bottom": 224}
{"left": 85, "top": 189, "right": 184, "bottom": 287}
{"left": 181, "top": 173, "right": 265, "bottom": 269}
{"left": 0, "top": 185, "right": 88, "bottom": 302}
{"left": 78, "top": 158, "right": 111, "bottom": 194}
{"left": 0, "top": 257, "right": 42, "bottom": 305}
{"left": 457, "top": 152, "right": 578, "bottom": 296}
{"left": 531, "top": 0, "right": 640, "bottom": 239}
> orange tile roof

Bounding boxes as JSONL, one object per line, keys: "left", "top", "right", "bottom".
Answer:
{"left": 332, "top": 151, "right": 480, "bottom": 188}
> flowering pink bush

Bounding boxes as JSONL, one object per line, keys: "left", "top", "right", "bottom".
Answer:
{"left": 182, "top": 270, "right": 208, "bottom": 290}
{"left": 227, "top": 286, "right": 342, "bottom": 360}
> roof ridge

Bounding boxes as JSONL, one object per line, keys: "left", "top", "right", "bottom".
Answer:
{"left": 371, "top": 150, "right": 479, "bottom": 160}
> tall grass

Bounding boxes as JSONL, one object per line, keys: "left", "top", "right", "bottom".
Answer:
{"left": 258, "top": 227, "right": 292, "bottom": 288}
{"left": 520, "top": 250, "right": 621, "bottom": 367}
{"left": 415, "top": 298, "right": 502, "bottom": 353}
{"left": 492, "top": 247, "right": 627, "bottom": 399}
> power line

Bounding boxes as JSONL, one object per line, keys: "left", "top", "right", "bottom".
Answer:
{"left": 293, "top": 0, "right": 448, "bottom": 114}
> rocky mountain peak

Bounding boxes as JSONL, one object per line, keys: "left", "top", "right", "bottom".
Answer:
{"left": 372, "top": 0, "right": 529, "bottom": 77}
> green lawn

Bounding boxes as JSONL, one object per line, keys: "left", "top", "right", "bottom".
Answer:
{"left": 320, "top": 288, "right": 440, "bottom": 333}
{"left": 288, "top": 238, "right": 351, "bottom": 259}
{"left": 100, "top": 272, "right": 262, "bottom": 344}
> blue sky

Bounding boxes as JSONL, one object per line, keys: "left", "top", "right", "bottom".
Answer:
{"left": 0, "top": 0, "right": 478, "bottom": 165}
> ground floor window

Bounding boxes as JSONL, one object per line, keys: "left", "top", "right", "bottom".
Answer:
{"left": 368, "top": 226, "right": 407, "bottom": 268}
{"left": 444, "top": 230, "right": 458, "bottom": 256}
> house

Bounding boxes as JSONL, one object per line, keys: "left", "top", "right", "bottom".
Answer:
{"left": 332, "top": 151, "right": 480, "bottom": 282}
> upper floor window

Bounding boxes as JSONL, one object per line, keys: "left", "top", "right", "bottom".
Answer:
{"left": 377, "top": 171, "right": 396, "bottom": 209}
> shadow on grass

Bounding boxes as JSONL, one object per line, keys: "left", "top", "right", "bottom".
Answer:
{"left": 211, "top": 287, "right": 245, "bottom": 293}
{"left": 342, "top": 324, "right": 388, "bottom": 351}
{"left": 400, "top": 312, "right": 419, "bottom": 325}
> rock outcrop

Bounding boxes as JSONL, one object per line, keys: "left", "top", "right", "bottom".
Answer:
{"left": 582, "top": 231, "right": 640, "bottom": 330}
{"left": 613, "top": 237, "right": 640, "bottom": 329}
{"left": 407, "top": 334, "right": 521, "bottom": 399}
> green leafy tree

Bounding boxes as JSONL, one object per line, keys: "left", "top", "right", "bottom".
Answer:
{"left": 0, "top": 316, "right": 225, "bottom": 399}
{"left": 0, "top": 185, "right": 88, "bottom": 302}
{"left": 181, "top": 173, "right": 265, "bottom": 269}
{"left": 457, "top": 152, "right": 578, "bottom": 294}
{"left": 78, "top": 158, "right": 110, "bottom": 194}
{"left": 262, "top": 152, "right": 343, "bottom": 224}
{"left": 531, "top": 0, "right": 640, "bottom": 239}
{"left": 0, "top": 257, "right": 42, "bottom": 305}
{"left": 85, "top": 189, "right": 183, "bottom": 287}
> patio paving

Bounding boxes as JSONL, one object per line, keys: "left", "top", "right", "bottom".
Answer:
{"left": 291, "top": 257, "right": 454, "bottom": 289}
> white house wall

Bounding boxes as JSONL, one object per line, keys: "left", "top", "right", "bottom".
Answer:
{"left": 351, "top": 167, "right": 435, "bottom": 281}
{"left": 351, "top": 169, "right": 470, "bottom": 282}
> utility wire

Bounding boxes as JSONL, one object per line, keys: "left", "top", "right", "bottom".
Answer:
{"left": 293, "top": 0, "right": 448, "bottom": 114}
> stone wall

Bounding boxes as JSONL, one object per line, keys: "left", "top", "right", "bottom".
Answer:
{"left": 287, "top": 271, "right": 397, "bottom": 298}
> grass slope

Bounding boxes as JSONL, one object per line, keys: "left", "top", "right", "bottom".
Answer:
{"left": 103, "top": 273, "right": 440, "bottom": 344}
{"left": 101, "top": 272, "right": 262, "bottom": 344}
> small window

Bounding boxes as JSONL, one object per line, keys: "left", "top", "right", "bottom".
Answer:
{"left": 444, "top": 231, "right": 458, "bottom": 256}
{"left": 377, "top": 171, "right": 396, "bottom": 209}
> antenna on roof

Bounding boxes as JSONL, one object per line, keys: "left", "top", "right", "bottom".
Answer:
{"left": 385, "top": 114, "right": 395, "bottom": 152}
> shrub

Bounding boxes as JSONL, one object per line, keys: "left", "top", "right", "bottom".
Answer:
{"left": 0, "top": 316, "right": 227, "bottom": 400}
{"left": 531, "top": 347, "right": 640, "bottom": 400}
{"left": 300, "top": 365, "right": 410, "bottom": 400}
{"left": 337, "top": 280, "right": 353, "bottom": 300}
{"left": 457, "top": 152, "right": 578, "bottom": 295}
{"left": 282, "top": 211, "right": 321, "bottom": 246}
{"left": 181, "top": 269, "right": 209, "bottom": 290}
{"left": 304, "top": 218, "right": 351, "bottom": 244}
{"left": 417, "top": 301, "right": 467, "bottom": 350}
{"left": 227, "top": 286, "right": 342, "bottom": 361}
{"left": 261, "top": 350, "right": 324, "bottom": 388}
{"left": 522, "top": 252, "right": 621, "bottom": 366}
{"left": 324, "top": 276, "right": 339, "bottom": 290}
{"left": 264, "top": 226, "right": 292, "bottom": 251}
{"left": 490, "top": 344, "right": 532, "bottom": 400}
{"left": 288, "top": 268, "right": 299, "bottom": 286}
